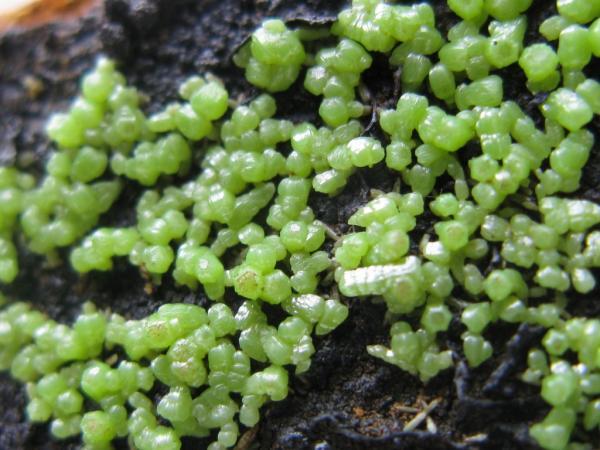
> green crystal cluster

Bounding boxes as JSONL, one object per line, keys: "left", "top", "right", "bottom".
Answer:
{"left": 0, "top": 0, "right": 599, "bottom": 449}
{"left": 234, "top": 19, "right": 306, "bottom": 92}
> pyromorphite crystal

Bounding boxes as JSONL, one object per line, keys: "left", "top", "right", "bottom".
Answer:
{"left": 0, "top": 1, "right": 599, "bottom": 450}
